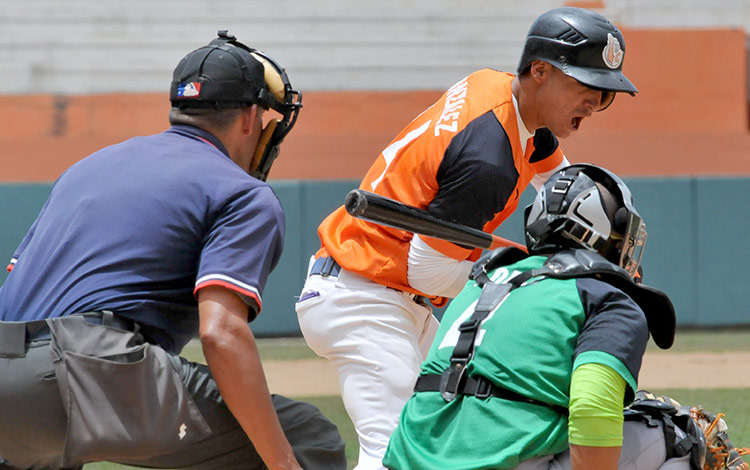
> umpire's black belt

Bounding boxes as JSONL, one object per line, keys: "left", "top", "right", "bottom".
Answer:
{"left": 12, "top": 311, "right": 135, "bottom": 343}
{"left": 414, "top": 373, "right": 569, "bottom": 416}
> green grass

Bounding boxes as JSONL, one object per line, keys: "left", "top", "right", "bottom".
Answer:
{"left": 251, "top": 329, "right": 750, "bottom": 357}
{"left": 256, "top": 337, "right": 320, "bottom": 361}
{"left": 647, "top": 327, "right": 750, "bottom": 353}
{"left": 184, "top": 327, "right": 750, "bottom": 360}
{"left": 179, "top": 337, "right": 319, "bottom": 364}
{"left": 304, "top": 395, "right": 359, "bottom": 469}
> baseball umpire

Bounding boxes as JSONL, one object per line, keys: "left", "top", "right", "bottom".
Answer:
{"left": 0, "top": 31, "right": 346, "bottom": 470}
{"left": 383, "top": 164, "right": 689, "bottom": 470}
{"left": 295, "top": 7, "right": 638, "bottom": 469}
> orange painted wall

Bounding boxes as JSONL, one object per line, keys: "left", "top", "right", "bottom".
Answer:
{"left": 0, "top": 91, "right": 442, "bottom": 182}
{"left": 1, "top": 28, "right": 748, "bottom": 182}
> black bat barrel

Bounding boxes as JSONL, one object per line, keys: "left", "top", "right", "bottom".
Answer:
{"left": 344, "top": 189, "right": 493, "bottom": 249}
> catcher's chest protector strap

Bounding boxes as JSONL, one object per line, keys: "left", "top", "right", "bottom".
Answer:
{"left": 434, "top": 248, "right": 639, "bottom": 408}
{"left": 471, "top": 247, "right": 677, "bottom": 349}
{"left": 415, "top": 373, "right": 569, "bottom": 416}
{"left": 439, "top": 270, "right": 534, "bottom": 402}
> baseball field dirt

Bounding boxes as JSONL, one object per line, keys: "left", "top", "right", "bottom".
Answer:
{"left": 255, "top": 330, "right": 750, "bottom": 396}
{"left": 262, "top": 351, "right": 750, "bottom": 396}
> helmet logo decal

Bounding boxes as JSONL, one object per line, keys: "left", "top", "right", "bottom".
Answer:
{"left": 602, "top": 33, "right": 624, "bottom": 69}
{"left": 176, "top": 82, "right": 201, "bottom": 98}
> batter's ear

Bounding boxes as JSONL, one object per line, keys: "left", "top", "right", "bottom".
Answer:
{"left": 529, "top": 60, "right": 552, "bottom": 82}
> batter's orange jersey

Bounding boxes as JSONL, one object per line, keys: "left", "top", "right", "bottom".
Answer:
{"left": 317, "top": 69, "right": 565, "bottom": 305}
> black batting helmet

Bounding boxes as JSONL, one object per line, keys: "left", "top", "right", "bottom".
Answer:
{"left": 518, "top": 8, "right": 637, "bottom": 110}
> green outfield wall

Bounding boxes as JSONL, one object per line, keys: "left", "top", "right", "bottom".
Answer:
{"left": 1, "top": 178, "right": 746, "bottom": 336}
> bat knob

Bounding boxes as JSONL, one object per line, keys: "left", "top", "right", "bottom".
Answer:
{"left": 344, "top": 190, "right": 368, "bottom": 216}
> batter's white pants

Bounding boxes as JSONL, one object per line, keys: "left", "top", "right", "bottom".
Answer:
{"left": 296, "top": 258, "right": 439, "bottom": 470}
{"left": 513, "top": 421, "right": 692, "bottom": 470}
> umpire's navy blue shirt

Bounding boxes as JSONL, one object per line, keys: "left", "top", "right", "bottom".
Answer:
{"left": 0, "top": 125, "right": 285, "bottom": 354}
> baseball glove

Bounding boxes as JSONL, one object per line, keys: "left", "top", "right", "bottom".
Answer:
{"left": 626, "top": 391, "right": 750, "bottom": 470}
{"left": 689, "top": 406, "right": 750, "bottom": 470}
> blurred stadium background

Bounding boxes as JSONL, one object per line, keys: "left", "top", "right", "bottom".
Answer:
{"left": 3, "top": 0, "right": 750, "bottom": 335}
{"left": 2, "top": 2, "right": 750, "bottom": 469}
{"left": 5, "top": 0, "right": 750, "bottom": 335}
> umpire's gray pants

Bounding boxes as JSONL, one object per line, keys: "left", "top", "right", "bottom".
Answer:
{"left": 0, "top": 317, "right": 347, "bottom": 470}
{"left": 512, "top": 421, "right": 692, "bottom": 470}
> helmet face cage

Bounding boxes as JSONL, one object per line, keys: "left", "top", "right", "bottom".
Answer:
{"left": 619, "top": 205, "right": 647, "bottom": 278}
{"left": 525, "top": 164, "right": 647, "bottom": 278}
{"left": 243, "top": 47, "right": 302, "bottom": 181}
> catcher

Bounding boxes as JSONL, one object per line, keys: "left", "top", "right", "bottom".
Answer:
{"left": 383, "top": 163, "right": 738, "bottom": 470}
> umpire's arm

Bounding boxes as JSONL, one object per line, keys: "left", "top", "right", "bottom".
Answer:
{"left": 198, "top": 285, "right": 302, "bottom": 470}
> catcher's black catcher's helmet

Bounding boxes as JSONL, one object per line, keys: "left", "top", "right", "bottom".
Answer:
{"left": 518, "top": 7, "right": 637, "bottom": 110}
{"left": 524, "top": 163, "right": 646, "bottom": 279}
{"left": 170, "top": 30, "right": 302, "bottom": 181}
{"left": 525, "top": 164, "right": 677, "bottom": 349}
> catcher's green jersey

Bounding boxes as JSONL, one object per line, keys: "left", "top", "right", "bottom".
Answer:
{"left": 383, "top": 255, "right": 648, "bottom": 470}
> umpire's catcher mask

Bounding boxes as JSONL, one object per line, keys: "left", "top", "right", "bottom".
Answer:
{"left": 518, "top": 7, "right": 638, "bottom": 111}
{"left": 170, "top": 30, "right": 302, "bottom": 181}
{"left": 524, "top": 164, "right": 647, "bottom": 280}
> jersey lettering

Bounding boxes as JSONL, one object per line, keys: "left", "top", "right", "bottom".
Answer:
{"left": 437, "top": 111, "right": 461, "bottom": 125}
{"left": 442, "top": 99, "right": 465, "bottom": 114}
{"left": 446, "top": 75, "right": 469, "bottom": 94}
{"left": 434, "top": 121, "right": 458, "bottom": 135}
{"left": 446, "top": 91, "right": 467, "bottom": 106}
{"left": 316, "top": 70, "right": 564, "bottom": 300}
{"left": 434, "top": 77, "right": 469, "bottom": 137}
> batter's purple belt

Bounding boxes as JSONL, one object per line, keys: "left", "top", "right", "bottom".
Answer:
{"left": 309, "top": 257, "right": 427, "bottom": 305}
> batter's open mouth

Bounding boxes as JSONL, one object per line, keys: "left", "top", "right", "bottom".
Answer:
{"left": 572, "top": 116, "right": 582, "bottom": 130}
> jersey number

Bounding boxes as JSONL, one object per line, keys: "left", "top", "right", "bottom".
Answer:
{"left": 370, "top": 120, "right": 431, "bottom": 192}
{"left": 438, "top": 267, "right": 520, "bottom": 349}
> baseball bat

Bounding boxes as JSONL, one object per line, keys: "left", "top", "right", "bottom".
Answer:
{"left": 344, "top": 189, "right": 527, "bottom": 252}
